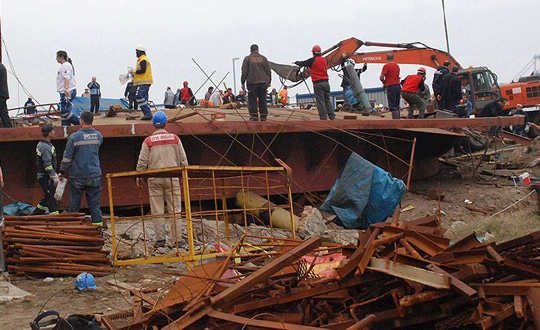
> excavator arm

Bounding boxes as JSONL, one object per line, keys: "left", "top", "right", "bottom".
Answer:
{"left": 270, "top": 37, "right": 462, "bottom": 83}
{"left": 321, "top": 38, "right": 461, "bottom": 70}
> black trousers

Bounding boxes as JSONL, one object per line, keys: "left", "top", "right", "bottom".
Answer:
{"left": 247, "top": 83, "right": 268, "bottom": 121}
{"left": 90, "top": 95, "right": 100, "bottom": 113}
{"left": 33, "top": 176, "right": 58, "bottom": 215}
{"left": 128, "top": 96, "right": 138, "bottom": 110}
{"left": 0, "top": 97, "right": 11, "bottom": 128}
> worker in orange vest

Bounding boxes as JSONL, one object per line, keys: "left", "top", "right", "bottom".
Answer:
{"left": 277, "top": 87, "right": 288, "bottom": 105}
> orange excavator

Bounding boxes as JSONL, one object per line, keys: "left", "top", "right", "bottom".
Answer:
{"left": 271, "top": 37, "right": 501, "bottom": 111}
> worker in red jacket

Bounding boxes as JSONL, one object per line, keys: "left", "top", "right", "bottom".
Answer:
{"left": 179, "top": 81, "right": 195, "bottom": 106}
{"left": 295, "top": 45, "right": 335, "bottom": 120}
{"left": 401, "top": 67, "right": 427, "bottom": 119}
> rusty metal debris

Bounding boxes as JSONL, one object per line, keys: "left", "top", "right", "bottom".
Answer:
{"left": 2, "top": 213, "right": 112, "bottom": 276}
{"left": 101, "top": 216, "right": 540, "bottom": 330}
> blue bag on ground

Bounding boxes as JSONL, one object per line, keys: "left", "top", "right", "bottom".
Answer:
{"left": 320, "top": 153, "right": 406, "bottom": 229}
{"left": 3, "top": 202, "right": 36, "bottom": 216}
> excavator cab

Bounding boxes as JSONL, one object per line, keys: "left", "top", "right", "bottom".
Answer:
{"left": 457, "top": 67, "right": 501, "bottom": 112}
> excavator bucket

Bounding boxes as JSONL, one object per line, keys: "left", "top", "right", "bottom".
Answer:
{"left": 269, "top": 62, "right": 309, "bottom": 83}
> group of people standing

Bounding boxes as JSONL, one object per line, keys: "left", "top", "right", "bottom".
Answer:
{"left": 164, "top": 82, "right": 196, "bottom": 109}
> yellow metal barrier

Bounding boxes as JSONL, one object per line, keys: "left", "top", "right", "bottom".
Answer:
{"left": 107, "top": 164, "right": 297, "bottom": 267}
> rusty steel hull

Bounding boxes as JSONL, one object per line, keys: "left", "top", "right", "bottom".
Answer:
{"left": 0, "top": 125, "right": 460, "bottom": 208}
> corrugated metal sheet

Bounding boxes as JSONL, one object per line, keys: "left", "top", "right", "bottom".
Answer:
{"left": 296, "top": 87, "right": 401, "bottom": 109}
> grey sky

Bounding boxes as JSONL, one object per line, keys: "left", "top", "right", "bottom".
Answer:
{"left": 2, "top": 0, "right": 538, "bottom": 108}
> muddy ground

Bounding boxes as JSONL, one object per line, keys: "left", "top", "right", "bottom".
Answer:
{"left": 2, "top": 145, "right": 540, "bottom": 329}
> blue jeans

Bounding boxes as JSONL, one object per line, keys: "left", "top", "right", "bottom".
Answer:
{"left": 136, "top": 84, "right": 152, "bottom": 118}
{"left": 59, "top": 89, "right": 80, "bottom": 126}
{"left": 69, "top": 177, "right": 103, "bottom": 225}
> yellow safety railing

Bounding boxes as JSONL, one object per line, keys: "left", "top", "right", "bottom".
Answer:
{"left": 106, "top": 163, "right": 297, "bottom": 267}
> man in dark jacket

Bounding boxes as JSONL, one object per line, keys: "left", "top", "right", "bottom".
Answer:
{"left": 295, "top": 45, "right": 335, "bottom": 120}
{"left": 87, "top": 76, "right": 101, "bottom": 113}
{"left": 124, "top": 81, "right": 138, "bottom": 110}
{"left": 60, "top": 112, "right": 104, "bottom": 225}
{"left": 480, "top": 97, "right": 508, "bottom": 137}
{"left": 241, "top": 44, "right": 271, "bottom": 121}
{"left": 432, "top": 60, "right": 450, "bottom": 110}
{"left": 512, "top": 104, "right": 530, "bottom": 136}
{"left": 24, "top": 98, "right": 36, "bottom": 115}
{"left": 32, "top": 124, "right": 60, "bottom": 215}
{"left": 440, "top": 66, "right": 462, "bottom": 112}
{"left": 0, "top": 62, "right": 11, "bottom": 127}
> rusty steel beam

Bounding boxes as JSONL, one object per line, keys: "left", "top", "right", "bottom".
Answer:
{"left": 442, "top": 233, "right": 481, "bottom": 253}
{"left": 0, "top": 117, "right": 524, "bottom": 142}
{"left": 427, "top": 264, "right": 477, "bottom": 298}
{"left": 476, "top": 282, "right": 540, "bottom": 296}
{"left": 367, "top": 258, "right": 451, "bottom": 289}
{"left": 208, "top": 310, "right": 323, "bottom": 330}
{"left": 211, "top": 236, "right": 321, "bottom": 307}
{"left": 232, "top": 273, "right": 381, "bottom": 314}
{"left": 344, "top": 314, "right": 376, "bottom": 330}
{"left": 527, "top": 288, "right": 540, "bottom": 330}
{"left": 502, "top": 130, "right": 532, "bottom": 147}
{"left": 495, "top": 230, "right": 540, "bottom": 252}
{"left": 337, "top": 228, "right": 381, "bottom": 279}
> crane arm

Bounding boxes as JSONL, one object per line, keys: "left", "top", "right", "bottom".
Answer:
{"left": 349, "top": 48, "right": 462, "bottom": 70}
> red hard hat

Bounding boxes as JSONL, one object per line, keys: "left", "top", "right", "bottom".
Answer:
{"left": 183, "top": 81, "right": 188, "bottom": 85}
{"left": 417, "top": 67, "right": 426, "bottom": 74}
{"left": 312, "top": 45, "right": 321, "bottom": 53}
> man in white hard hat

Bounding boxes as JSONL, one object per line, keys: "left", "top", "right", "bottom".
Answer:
{"left": 130, "top": 45, "right": 153, "bottom": 120}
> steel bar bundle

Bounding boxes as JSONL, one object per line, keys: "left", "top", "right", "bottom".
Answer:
{"left": 2, "top": 213, "right": 112, "bottom": 277}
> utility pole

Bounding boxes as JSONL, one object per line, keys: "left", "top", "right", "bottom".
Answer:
{"left": 441, "top": 0, "right": 451, "bottom": 54}
{"left": 232, "top": 57, "right": 239, "bottom": 94}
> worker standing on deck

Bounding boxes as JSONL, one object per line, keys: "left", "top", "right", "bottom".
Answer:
{"left": 440, "top": 66, "right": 462, "bottom": 112}
{"left": 295, "top": 45, "right": 335, "bottom": 120}
{"left": 164, "top": 87, "right": 175, "bottom": 109}
{"left": 380, "top": 53, "right": 401, "bottom": 119}
{"left": 180, "top": 81, "right": 195, "bottom": 106}
{"left": 136, "top": 111, "right": 188, "bottom": 250}
{"left": 512, "top": 104, "right": 530, "bottom": 136}
{"left": 87, "top": 76, "right": 101, "bottom": 113}
{"left": 341, "top": 53, "right": 367, "bottom": 107}
{"left": 479, "top": 97, "right": 508, "bottom": 137}
{"left": 401, "top": 67, "right": 427, "bottom": 119}
{"left": 60, "top": 112, "right": 103, "bottom": 226}
{"left": 56, "top": 51, "right": 80, "bottom": 126}
{"left": 32, "top": 124, "right": 60, "bottom": 215}
{"left": 0, "top": 155, "right": 4, "bottom": 271}
{"left": 241, "top": 44, "right": 272, "bottom": 121}
{"left": 130, "top": 45, "right": 153, "bottom": 120}
{"left": 24, "top": 98, "right": 36, "bottom": 115}
{"left": 124, "top": 80, "right": 138, "bottom": 110}
{"left": 0, "top": 62, "right": 11, "bottom": 128}
{"left": 433, "top": 60, "right": 451, "bottom": 110}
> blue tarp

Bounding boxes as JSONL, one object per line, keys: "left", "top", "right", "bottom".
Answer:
{"left": 320, "top": 153, "right": 406, "bottom": 229}
{"left": 71, "top": 97, "right": 128, "bottom": 116}
{"left": 3, "top": 202, "right": 36, "bottom": 216}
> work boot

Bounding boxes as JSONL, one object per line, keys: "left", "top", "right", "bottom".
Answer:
{"left": 249, "top": 117, "right": 258, "bottom": 121}
{"left": 141, "top": 115, "right": 153, "bottom": 121}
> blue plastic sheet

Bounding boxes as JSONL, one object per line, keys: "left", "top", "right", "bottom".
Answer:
{"left": 3, "top": 202, "right": 36, "bottom": 216}
{"left": 71, "top": 97, "right": 128, "bottom": 116}
{"left": 320, "top": 153, "right": 406, "bottom": 229}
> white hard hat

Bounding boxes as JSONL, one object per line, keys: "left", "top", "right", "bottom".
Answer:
{"left": 136, "top": 44, "right": 146, "bottom": 52}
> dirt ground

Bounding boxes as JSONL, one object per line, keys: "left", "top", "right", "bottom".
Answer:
{"left": 2, "top": 144, "right": 540, "bottom": 329}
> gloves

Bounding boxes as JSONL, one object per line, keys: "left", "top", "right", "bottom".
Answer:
{"left": 54, "top": 178, "right": 67, "bottom": 201}
{"left": 525, "top": 125, "right": 530, "bottom": 133}
{"left": 51, "top": 174, "right": 60, "bottom": 187}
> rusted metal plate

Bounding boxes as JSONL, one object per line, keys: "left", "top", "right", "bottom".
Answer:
{"left": 367, "top": 258, "right": 451, "bottom": 289}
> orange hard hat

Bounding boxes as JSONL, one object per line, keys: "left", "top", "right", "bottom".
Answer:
{"left": 312, "top": 45, "right": 321, "bottom": 53}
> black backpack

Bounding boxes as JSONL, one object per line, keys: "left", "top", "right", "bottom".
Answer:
{"left": 30, "top": 311, "right": 101, "bottom": 330}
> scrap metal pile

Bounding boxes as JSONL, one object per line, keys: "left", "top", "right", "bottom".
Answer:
{"left": 2, "top": 213, "right": 112, "bottom": 276}
{"left": 102, "top": 215, "right": 540, "bottom": 330}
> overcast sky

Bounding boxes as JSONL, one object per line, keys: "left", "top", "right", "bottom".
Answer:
{"left": 2, "top": 0, "right": 538, "bottom": 108}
